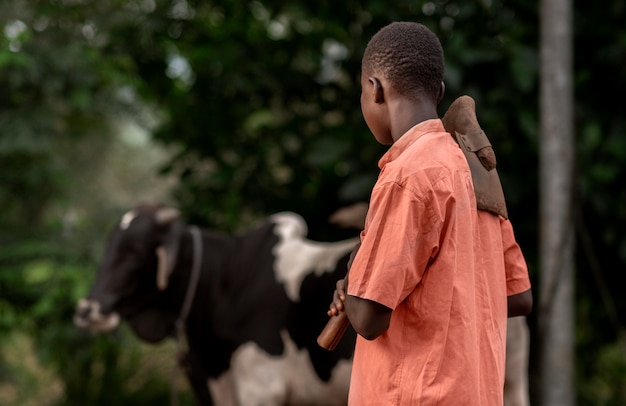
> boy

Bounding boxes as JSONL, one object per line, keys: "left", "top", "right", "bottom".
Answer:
{"left": 327, "top": 22, "right": 532, "bottom": 405}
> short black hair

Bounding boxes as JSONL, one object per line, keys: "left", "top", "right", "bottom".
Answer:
{"left": 362, "top": 22, "right": 444, "bottom": 103}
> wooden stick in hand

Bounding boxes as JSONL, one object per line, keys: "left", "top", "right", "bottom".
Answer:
{"left": 318, "top": 242, "right": 360, "bottom": 351}
{"left": 317, "top": 310, "right": 350, "bottom": 351}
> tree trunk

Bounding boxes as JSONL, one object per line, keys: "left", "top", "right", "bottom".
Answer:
{"left": 539, "top": 0, "right": 575, "bottom": 405}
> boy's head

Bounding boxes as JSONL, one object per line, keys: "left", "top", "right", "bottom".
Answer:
{"left": 362, "top": 22, "right": 444, "bottom": 104}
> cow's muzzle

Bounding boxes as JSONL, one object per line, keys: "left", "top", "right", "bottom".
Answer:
{"left": 73, "top": 298, "right": 121, "bottom": 332}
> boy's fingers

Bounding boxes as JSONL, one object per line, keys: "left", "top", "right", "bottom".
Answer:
{"left": 327, "top": 304, "right": 340, "bottom": 316}
{"left": 327, "top": 278, "right": 348, "bottom": 316}
{"left": 327, "top": 292, "right": 346, "bottom": 315}
{"left": 330, "top": 298, "right": 341, "bottom": 310}
{"left": 336, "top": 279, "right": 346, "bottom": 299}
{"left": 333, "top": 290, "right": 345, "bottom": 306}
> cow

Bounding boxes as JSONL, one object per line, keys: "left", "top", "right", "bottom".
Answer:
{"left": 74, "top": 203, "right": 358, "bottom": 405}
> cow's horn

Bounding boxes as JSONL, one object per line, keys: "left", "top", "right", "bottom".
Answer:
{"left": 156, "top": 246, "right": 169, "bottom": 290}
{"left": 155, "top": 207, "right": 180, "bottom": 225}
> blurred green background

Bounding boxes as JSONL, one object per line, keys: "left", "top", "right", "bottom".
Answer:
{"left": 1, "top": 0, "right": 625, "bottom": 405}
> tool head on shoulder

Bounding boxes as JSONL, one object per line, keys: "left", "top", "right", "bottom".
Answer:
{"left": 442, "top": 95, "right": 508, "bottom": 219}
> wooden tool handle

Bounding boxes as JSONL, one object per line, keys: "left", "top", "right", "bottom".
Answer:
{"left": 317, "top": 310, "right": 350, "bottom": 351}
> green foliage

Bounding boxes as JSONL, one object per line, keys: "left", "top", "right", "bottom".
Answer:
{"left": 579, "top": 334, "right": 626, "bottom": 406}
{"left": 0, "top": 2, "right": 182, "bottom": 403}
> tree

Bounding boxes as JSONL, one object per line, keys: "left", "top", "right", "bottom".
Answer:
{"left": 538, "top": 0, "right": 575, "bottom": 405}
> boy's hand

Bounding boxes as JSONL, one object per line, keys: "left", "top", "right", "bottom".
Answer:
{"left": 327, "top": 278, "right": 347, "bottom": 316}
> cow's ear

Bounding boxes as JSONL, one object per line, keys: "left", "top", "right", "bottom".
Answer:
{"left": 155, "top": 207, "right": 183, "bottom": 290}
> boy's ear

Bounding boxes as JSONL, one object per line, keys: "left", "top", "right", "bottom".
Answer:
{"left": 369, "top": 77, "right": 385, "bottom": 104}
{"left": 437, "top": 81, "right": 445, "bottom": 103}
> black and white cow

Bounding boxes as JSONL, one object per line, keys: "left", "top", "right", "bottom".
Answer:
{"left": 74, "top": 203, "right": 358, "bottom": 405}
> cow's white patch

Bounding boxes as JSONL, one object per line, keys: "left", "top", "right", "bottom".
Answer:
{"left": 270, "top": 212, "right": 358, "bottom": 301}
{"left": 269, "top": 212, "right": 309, "bottom": 239}
{"left": 120, "top": 210, "right": 137, "bottom": 230}
{"left": 208, "top": 330, "right": 351, "bottom": 406}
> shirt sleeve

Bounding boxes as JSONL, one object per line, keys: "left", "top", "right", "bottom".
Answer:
{"left": 500, "top": 217, "right": 532, "bottom": 295}
{"left": 347, "top": 180, "right": 442, "bottom": 310}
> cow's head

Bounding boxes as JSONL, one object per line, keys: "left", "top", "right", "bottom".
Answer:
{"left": 74, "top": 204, "right": 185, "bottom": 342}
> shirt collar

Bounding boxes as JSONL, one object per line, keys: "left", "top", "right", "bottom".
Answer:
{"left": 378, "top": 119, "right": 446, "bottom": 169}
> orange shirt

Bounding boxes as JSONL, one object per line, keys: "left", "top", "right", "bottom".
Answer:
{"left": 347, "top": 119, "right": 530, "bottom": 405}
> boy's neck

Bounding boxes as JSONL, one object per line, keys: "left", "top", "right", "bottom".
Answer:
{"left": 389, "top": 99, "right": 439, "bottom": 143}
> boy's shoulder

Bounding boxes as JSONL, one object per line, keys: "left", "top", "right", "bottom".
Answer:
{"left": 400, "top": 129, "right": 467, "bottom": 170}
{"left": 380, "top": 132, "right": 468, "bottom": 195}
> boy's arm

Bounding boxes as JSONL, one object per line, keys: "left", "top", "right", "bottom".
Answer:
{"left": 508, "top": 288, "right": 533, "bottom": 317}
{"left": 343, "top": 242, "right": 392, "bottom": 339}
{"left": 501, "top": 218, "right": 533, "bottom": 317}
{"left": 325, "top": 241, "right": 391, "bottom": 341}
{"left": 344, "top": 293, "right": 392, "bottom": 340}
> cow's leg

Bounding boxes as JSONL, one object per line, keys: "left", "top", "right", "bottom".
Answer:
{"left": 208, "top": 369, "right": 238, "bottom": 406}
{"left": 180, "top": 351, "right": 215, "bottom": 406}
{"left": 504, "top": 316, "right": 530, "bottom": 406}
{"left": 229, "top": 341, "right": 288, "bottom": 406}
